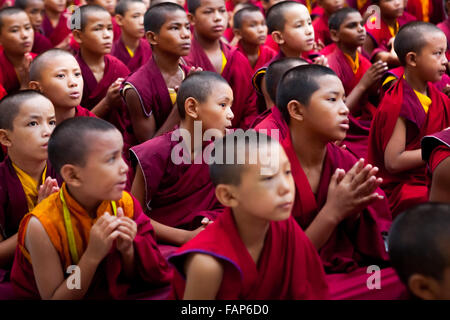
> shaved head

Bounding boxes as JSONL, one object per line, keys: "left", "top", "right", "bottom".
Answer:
{"left": 29, "top": 49, "right": 77, "bottom": 81}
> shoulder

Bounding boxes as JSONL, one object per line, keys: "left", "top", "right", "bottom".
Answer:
{"left": 131, "top": 132, "right": 172, "bottom": 160}
{"left": 185, "top": 252, "right": 224, "bottom": 277}
{"left": 106, "top": 54, "right": 130, "bottom": 75}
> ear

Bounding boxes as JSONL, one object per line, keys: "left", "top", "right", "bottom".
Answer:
{"left": 233, "top": 28, "right": 241, "bottom": 38}
{"left": 287, "top": 100, "right": 304, "bottom": 122}
{"left": 146, "top": 30, "right": 158, "bottom": 46}
{"left": 28, "top": 80, "right": 42, "bottom": 92}
{"left": 115, "top": 14, "right": 124, "bottom": 27}
{"left": 214, "top": 184, "right": 239, "bottom": 208}
{"left": 184, "top": 97, "right": 199, "bottom": 119}
{"left": 60, "top": 164, "right": 83, "bottom": 188}
{"left": 72, "top": 29, "right": 82, "bottom": 45}
{"left": 330, "top": 29, "right": 339, "bottom": 43}
{"left": 0, "top": 129, "right": 12, "bottom": 148}
{"left": 187, "top": 12, "right": 196, "bottom": 26}
{"left": 408, "top": 274, "right": 441, "bottom": 300}
{"left": 271, "top": 31, "right": 284, "bottom": 45}
{"left": 405, "top": 51, "right": 417, "bottom": 68}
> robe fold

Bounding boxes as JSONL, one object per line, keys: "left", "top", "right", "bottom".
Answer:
{"left": 130, "top": 131, "right": 223, "bottom": 230}
{"left": 313, "top": 13, "right": 332, "bottom": 47}
{"left": 10, "top": 184, "right": 172, "bottom": 299}
{"left": 368, "top": 78, "right": 450, "bottom": 217}
{"left": 169, "top": 207, "right": 330, "bottom": 300}
{"left": 42, "top": 13, "right": 71, "bottom": 47}
{"left": 74, "top": 105, "right": 97, "bottom": 118}
{"left": 32, "top": 32, "right": 53, "bottom": 55}
{"left": 406, "top": 0, "right": 444, "bottom": 24}
{"left": 236, "top": 41, "right": 277, "bottom": 73}
{"left": 422, "top": 128, "right": 450, "bottom": 173}
{"left": 184, "top": 36, "right": 258, "bottom": 129}
{"left": 111, "top": 38, "right": 152, "bottom": 73}
{"left": 0, "top": 51, "right": 36, "bottom": 93}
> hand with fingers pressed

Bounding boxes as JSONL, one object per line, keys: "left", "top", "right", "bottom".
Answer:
{"left": 85, "top": 212, "right": 122, "bottom": 262}
{"left": 115, "top": 207, "right": 137, "bottom": 255}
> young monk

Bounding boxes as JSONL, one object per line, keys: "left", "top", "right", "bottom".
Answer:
{"left": 312, "top": 0, "right": 345, "bottom": 49}
{"left": 169, "top": 130, "right": 330, "bottom": 299}
{"left": 130, "top": 71, "right": 233, "bottom": 251}
{"left": 368, "top": 22, "right": 450, "bottom": 218}
{"left": 112, "top": 0, "right": 151, "bottom": 72}
{"left": 388, "top": 202, "right": 450, "bottom": 300}
{"left": 185, "top": 0, "right": 258, "bottom": 130}
{"left": 14, "top": 0, "right": 53, "bottom": 54}
{"left": 0, "top": 91, "right": 60, "bottom": 289}
{"left": 233, "top": 4, "right": 277, "bottom": 72}
{"left": 29, "top": 49, "right": 96, "bottom": 124}
{"left": 327, "top": 7, "right": 388, "bottom": 159}
{"left": 10, "top": 117, "right": 173, "bottom": 299}
{"left": 86, "top": 0, "right": 121, "bottom": 41}
{"left": 255, "top": 65, "right": 402, "bottom": 300}
{"left": 0, "top": 7, "right": 35, "bottom": 94}
{"left": 42, "top": 0, "right": 71, "bottom": 49}
{"left": 122, "top": 2, "right": 193, "bottom": 147}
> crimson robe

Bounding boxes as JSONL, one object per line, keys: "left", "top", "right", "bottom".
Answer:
{"left": 368, "top": 78, "right": 450, "bottom": 218}
{"left": 0, "top": 51, "right": 37, "bottom": 94}
{"left": 313, "top": 13, "right": 332, "bottom": 47}
{"left": 10, "top": 186, "right": 172, "bottom": 299}
{"left": 111, "top": 38, "right": 152, "bottom": 73}
{"left": 169, "top": 207, "right": 330, "bottom": 300}
{"left": 184, "top": 36, "right": 258, "bottom": 129}
{"left": 236, "top": 41, "right": 277, "bottom": 73}
{"left": 75, "top": 105, "right": 97, "bottom": 117}
{"left": 129, "top": 131, "right": 223, "bottom": 230}
{"left": 42, "top": 12, "right": 71, "bottom": 47}
{"left": 422, "top": 128, "right": 450, "bottom": 173}
{"left": 406, "top": 0, "right": 444, "bottom": 24}
{"left": 264, "top": 34, "right": 279, "bottom": 52}
{"left": 0, "top": 83, "right": 5, "bottom": 100}
{"left": 32, "top": 32, "right": 53, "bottom": 55}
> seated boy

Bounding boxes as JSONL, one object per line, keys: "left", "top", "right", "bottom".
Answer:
{"left": 312, "top": 0, "right": 345, "bottom": 49}
{"left": 130, "top": 71, "right": 232, "bottom": 251}
{"left": 14, "top": 0, "right": 53, "bottom": 54}
{"left": 29, "top": 49, "right": 97, "bottom": 124}
{"left": 112, "top": 0, "right": 152, "bottom": 72}
{"left": 185, "top": 0, "right": 258, "bottom": 130}
{"left": 233, "top": 4, "right": 277, "bottom": 72}
{"left": 10, "top": 117, "right": 173, "bottom": 299}
{"left": 0, "top": 91, "right": 60, "bottom": 297}
{"left": 0, "top": 7, "right": 35, "bottom": 94}
{"left": 388, "top": 202, "right": 450, "bottom": 300}
{"left": 368, "top": 22, "right": 450, "bottom": 218}
{"left": 327, "top": 7, "right": 388, "bottom": 159}
{"left": 256, "top": 64, "right": 402, "bottom": 299}
{"left": 169, "top": 130, "right": 330, "bottom": 299}
{"left": 42, "top": 0, "right": 71, "bottom": 49}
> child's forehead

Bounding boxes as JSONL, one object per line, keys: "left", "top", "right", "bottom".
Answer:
{"left": 198, "top": 0, "right": 226, "bottom": 9}
{"left": 161, "top": 9, "right": 188, "bottom": 24}
{"left": 27, "top": 0, "right": 45, "bottom": 6}
{"left": 420, "top": 31, "right": 447, "bottom": 49}
{"left": 16, "top": 97, "right": 54, "bottom": 118}
{"left": 124, "top": 1, "right": 146, "bottom": 12}
{"left": 2, "top": 11, "right": 30, "bottom": 24}
{"left": 283, "top": 5, "right": 310, "bottom": 22}
{"left": 241, "top": 10, "right": 265, "bottom": 21}
{"left": 85, "top": 11, "right": 111, "bottom": 26}
{"left": 41, "top": 54, "right": 79, "bottom": 72}
{"left": 341, "top": 12, "right": 363, "bottom": 24}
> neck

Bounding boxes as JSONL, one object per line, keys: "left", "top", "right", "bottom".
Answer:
{"left": 239, "top": 40, "right": 259, "bottom": 56}
{"left": 4, "top": 50, "right": 27, "bottom": 68}
{"left": 80, "top": 47, "right": 105, "bottom": 68}
{"left": 289, "top": 123, "right": 327, "bottom": 168}
{"left": 45, "top": 8, "right": 60, "bottom": 22}
{"left": 65, "top": 184, "right": 102, "bottom": 218}
{"left": 337, "top": 43, "right": 358, "bottom": 61}
{"left": 280, "top": 45, "right": 302, "bottom": 58}
{"left": 10, "top": 153, "right": 46, "bottom": 182}
{"left": 152, "top": 50, "right": 181, "bottom": 73}
{"left": 55, "top": 106, "right": 77, "bottom": 124}
{"left": 121, "top": 32, "right": 140, "bottom": 52}
{"left": 382, "top": 15, "right": 397, "bottom": 28}
{"left": 179, "top": 120, "right": 203, "bottom": 161}
{"left": 404, "top": 68, "right": 428, "bottom": 95}
{"left": 194, "top": 31, "right": 221, "bottom": 51}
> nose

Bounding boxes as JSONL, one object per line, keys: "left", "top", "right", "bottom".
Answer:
{"left": 181, "top": 25, "right": 191, "bottom": 38}
{"left": 340, "top": 99, "right": 350, "bottom": 116}
{"left": 278, "top": 171, "right": 293, "bottom": 196}
{"left": 103, "top": 28, "right": 112, "bottom": 38}
{"left": 119, "top": 157, "right": 129, "bottom": 174}
{"left": 213, "top": 9, "right": 223, "bottom": 22}
{"left": 305, "top": 22, "right": 313, "bottom": 36}
{"left": 442, "top": 54, "right": 448, "bottom": 65}
{"left": 42, "top": 122, "right": 53, "bottom": 137}
{"left": 226, "top": 106, "right": 234, "bottom": 121}
{"left": 68, "top": 74, "right": 78, "bottom": 87}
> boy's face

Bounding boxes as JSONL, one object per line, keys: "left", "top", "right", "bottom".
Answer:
{"left": 0, "top": 12, "right": 34, "bottom": 55}
{"left": 319, "top": 0, "right": 345, "bottom": 16}
{"left": 335, "top": 12, "right": 366, "bottom": 49}
{"left": 34, "top": 55, "right": 84, "bottom": 112}
{"left": 196, "top": 81, "right": 234, "bottom": 135}
{"left": 232, "top": 143, "right": 295, "bottom": 222}
{"left": 237, "top": 10, "right": 268, "bottom": 46}
{"left": 92, "top": 0, "right": 117, "bottom": 15}
{"left": 190, "top": 0, "right": 228, "bottom": 40}
{"left": 414, "top": 32, "right": 448, "bottom": 83}
{"left": 44, "top": 0, "right": 66, "bottom": 13}
{"left": 118, "top": 1, "right": 146, "bottom": 39}
{"left": 25, "top": 0, "right": 45, "bottom": 31}
{"left": 75, "top": 129, "right": 129, "bottom": 202}
{"left": 76, "top": 11, "right": 113, "bottom": 55}
{"left": 278, "top": 5, "right": 314, "bottom": 54}
{"left": 2, "top": 96, "right": 56, "bottom": 162}
{"left": 150, "top": 10, "right": 191, "bottom": 56}
{"left": 379, "top": 0, "right": 404, "bottom": 20}
{"left": 302, "top": 75, "right": 349, "bottom": 142}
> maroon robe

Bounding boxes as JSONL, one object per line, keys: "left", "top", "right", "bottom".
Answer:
{"left": 32, "top": 32, "right": 53, "bottom": 55}
{"left": 75, "top": 105, "right": 97, "bottom": 117}
{"left": 184, "top": 36, "right": 258, "bottom": 129}
{"left": 236, "top": 41, "right": 277, "bottom": 73}
{"left": 422, "top": 128, "right": 450, "bottom": 173}
{"left": 41, "top": 12, "right": 71, "bottom": 47}
{"left": 368, "top": 78, "right": 450, "bottom": 218}
{"left": 129, "top": 131, "right": 223, "bottom": 230}
{"left": 169, "top": 207, "right": 330, "bottom": 299}
{"left": 0, "top": 51, "right": 37, "bottom": 93}
{"left": 313, "top": 13, "right": 332, "bottom": 47}
{"left": 111, "top": 38, "right": 152, "bottom": 73}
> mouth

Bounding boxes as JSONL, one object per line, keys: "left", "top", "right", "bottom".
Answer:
{"left": 181, "top": 43, "right": 191, "bottom": 50}
{"left": 69, "top": 92, "right": 81, "bottom": 99}
{"left": 41, "top": 143, "right": 48, "bottom": 149}
{"left": 22, "top": 41, "right": 32, "bottom": 47}
{"left": 116, "top": 180, "right": 127, "bottom": 190}
{"left": 212, "top": 25, "right": 224, "bottom": 32}
{"left": 306, "top": 38, "right": 315, "bottom": 46}
{"left": 277, "top": 201, "right": 293, "bottom": 210}
{"left": 339, "top": 119, "right": 350, "bottom": 130}
{"left": 103, "top": 43, "right": 112, "bottom": 49}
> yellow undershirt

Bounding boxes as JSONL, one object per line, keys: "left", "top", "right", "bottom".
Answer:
{"left": 125, "top": 45, "right": 135, "bottom": 58}
{"left": 413, "top": 89, "right": 432, "bottom": 114}
{"left": 12, "top": 162, "right": 47, "bottom": 212}
{"left": 388, "top": 20, "right": 399, "bottom": 38}
{"left": 422, "top": 0, "right": 429, "bottom": 23}
{"left": 343, "top": 52, "right": 360, "bottom": 74}
{"left": 221, "top": 51, "right": 227, "bottom": 74}
{"left": 168, "top": 67, "right": 186, "bottom": 105}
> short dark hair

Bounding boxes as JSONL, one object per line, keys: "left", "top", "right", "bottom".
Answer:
{"left": 48, "top": 117, "right": 117, "bottom": 173}
{"left": 265, "top": 57, "right": 308, "bottom": 103}
{"left": 328, "top": 7, "right": 359, "bottom": 31}
{"left": 144, "top": 2, "right": 185, "bottom": 33}
{"left": 115, "top": 0, "right": 144, "bottom": 15}
{"left": 233, "top": 4, "right": 262, "bottom": 30}
{"left": 394, "top": 21, "right": 444, "bottom": 66}
{"left": 71, "top": 5, "right": 110, "bottom": 31}
{"left": 187, "top": 0, "right": 203, "bottom": 14}
{"left": 209, "top": 130, "right": 275, "bottom": 186}
{"left": 0, "top": 90, "right": 50, "bottom": 131}
{"left": 0, "top": 7, "right": 27, "bottom": 32}
{"left": 266, "top": 1, "right": 302, "bottom": 34}
{"left": 388, "top": 203, "right": 450, "bottom": 286}
{"left": 176, "top": 71, "right": 230, "bottom": 119}
{"left": 13, "top": 0, "right": 34, "bottom": 10}
{"left": 276, "top": 64, "right": 337, "bottom": 123}
{"left": 29, "top": 49, "right": 76, "bottom": 81}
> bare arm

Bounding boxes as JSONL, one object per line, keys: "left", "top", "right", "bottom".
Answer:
{"left": 0, "top": 233, "right": 18, "bottom": 268}
{"left": 429, "top": 157, "right": 450, "bottom": 203}
{"left": 384, "top": 117, "right": 424, "bottom": 174}
{"left": 91, "top": 78, "right": 124, "bottom": 118}
{"left": 124, "top": 88, "right": 157, "bottom": 143}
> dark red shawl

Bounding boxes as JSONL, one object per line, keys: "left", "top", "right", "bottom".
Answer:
{"left": 111, "top": 38, "right": 152, "bottom": 73}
